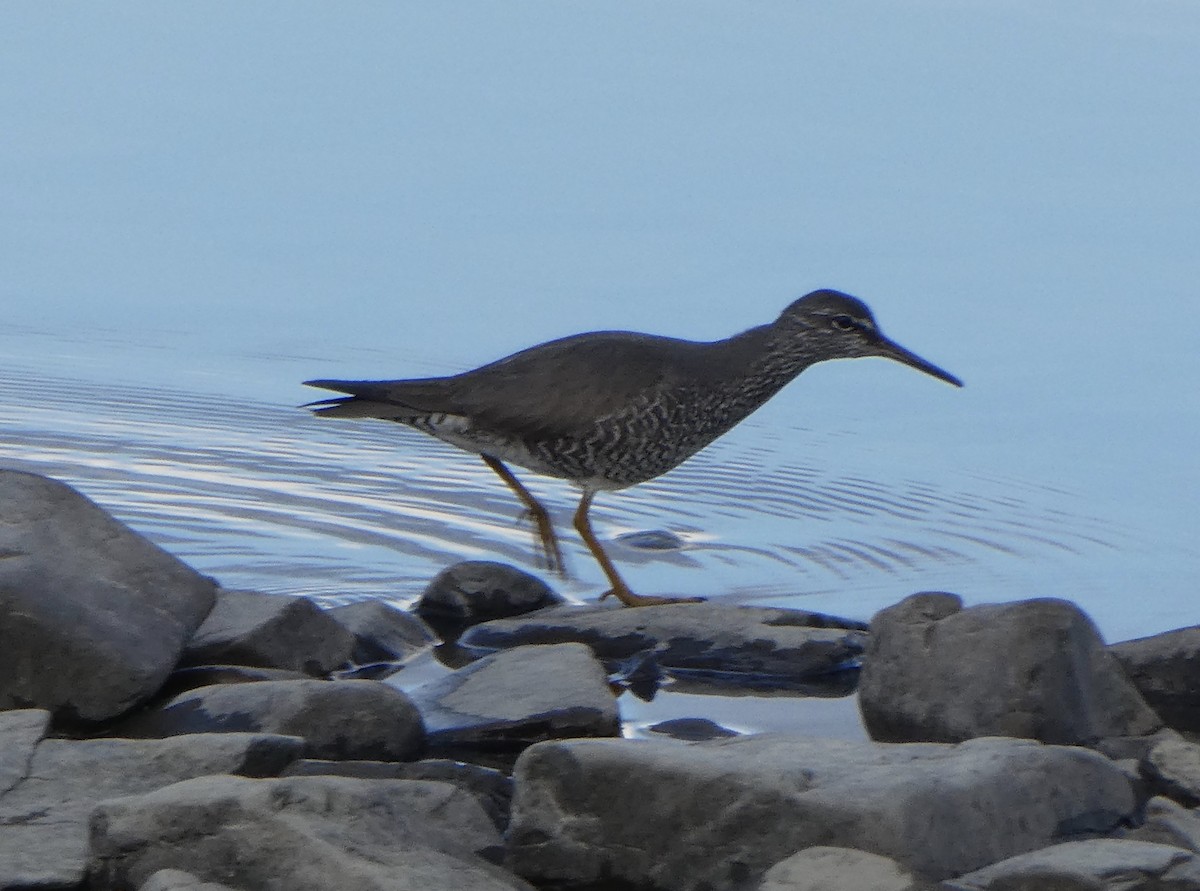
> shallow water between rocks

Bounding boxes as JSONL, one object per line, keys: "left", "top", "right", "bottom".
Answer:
{"left": 2, "top": 325, "right": 1194, "bottom": 741}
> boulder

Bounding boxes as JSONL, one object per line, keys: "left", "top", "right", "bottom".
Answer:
{"left": 89, "top": 774, "right": 536, "bottom": 891}
{"left": 0, "top": 731, "right": 303, "bottom": 890}
{"left": 405, "top": 643, "right": 618, "bottom": 759}
{"left": 0, "top": 470, "right": 217, "bottom": 723}
{"left": 326, "top": 599, "right": 437, "bottom": 663}
{"left": 117, "top": 678, "right": 424, "bottom": 761}
{"left": 757, "top": 846, "right": 921, "bottom": 891}
{"left": 506, "top": 734, "right": 1134, "bottom": 888}
{"left": 417, "top": 561, "right": 563, "bottom": 632}
{"left": 1111, "top": 627, "right": 1200, "bottom": 731}
{"left": 858, "top": 593, "right": 1162, "bottom": 745}
{"left": 182, "top": 588, "right": 354, "bottom": 676}
{"left": 0, "top": 708, "right": 50, "bottom": 795}
{"left": 944, "top": 838, "right": 1200, "bottom": 890}
{"left": 460, "top": 603, "right": 867, "bottom": 682}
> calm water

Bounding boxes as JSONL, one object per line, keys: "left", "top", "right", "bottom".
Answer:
{"left": 3, "top": 4, "right": 1199, "bottom": 736}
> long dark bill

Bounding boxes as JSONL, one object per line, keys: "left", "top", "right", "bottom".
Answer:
{"left": 877, "top": 337, "right": 963, "bottom": 388}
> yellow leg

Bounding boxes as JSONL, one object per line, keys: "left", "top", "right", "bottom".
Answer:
{"left": 481, "top": 455, "right": 567, "bottom": 576}
{"left": 572, "top": 490, "right": 704, "bottom": 608}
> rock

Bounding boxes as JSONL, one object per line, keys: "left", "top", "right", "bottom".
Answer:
{"left": 757, "top": 846, "right": 919, "bottom": 891}
{"left": 89, "top": 774, "right": 536, "bottom": 891}
{"left": 506, "top": 734, "right": 1134, "bottom": 888}
{"left": 944, "top": 838, "right": 1200, "bottom": 890}
{"left": 0, "top": 731, "right": 303, "bottom": 890}
{"left": 159, "top": 664, "right": 312, "bottom": 698}
{"left": 283, "top": 758, "right": 512, "bottom": 829}
{"left": 117, "top": 679, "right": 425, "bottom": 762}
{"left": 140, "top": 869, "right": 243, "bottom": 891}
{"left": 0, "top": 708, "right": 49, "bottom": 795}
{"left": 1144, "top": 736, "right": 1200, "bottom": 807}
{"left": 1126, "top": 796, "right": 1200, "bottom": 853}
{"left": 460, "top": 603, "right": 867, "bottom": 682}
{"left": 182, "top": 588, "right": 355, "bottom": 676}
{"left": 858, "top": 593, "right": 1162, "bottom": 745}
{"left": 405, "top": 643, "right": 618, "bottom": 759}
{"left": 0, "top": 470, "right": 217, "bottom": 723}
{"left": 417, "top": 561, "right": 564, "bottom": 632}
{"left": 326, "top": 599, "right": 437, "bottom": 663}
{"left": 1111, "top": 627, "right": 1200, "bottom": 732}
{"left": 648, "top": 718, "right": 740, "bottom": 741}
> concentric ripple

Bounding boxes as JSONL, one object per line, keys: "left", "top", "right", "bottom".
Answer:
{"left": 0, "top": 361, "right": 1121, "bottom": 621}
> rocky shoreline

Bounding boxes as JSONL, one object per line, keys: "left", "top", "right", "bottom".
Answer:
{"left": 3, "top": 467, "right": 1200, "bottom": 890}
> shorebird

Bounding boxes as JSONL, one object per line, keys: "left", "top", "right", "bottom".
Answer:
{"left": 305, "top": 289, "right": 961, "bottom": 607}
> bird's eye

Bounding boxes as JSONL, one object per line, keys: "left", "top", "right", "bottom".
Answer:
{"left": 830, "top": 315, "right": 856, "bottom": 331}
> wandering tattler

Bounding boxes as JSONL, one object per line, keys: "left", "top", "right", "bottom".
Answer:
{"left": 304, "top": 289, "right": 961, "bottom": 607}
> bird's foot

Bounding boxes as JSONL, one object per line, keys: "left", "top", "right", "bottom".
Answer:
{"left": 600, "top": 587, "right": 706, "bottom": 608}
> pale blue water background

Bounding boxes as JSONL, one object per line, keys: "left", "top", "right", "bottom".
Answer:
{"left": 2, "top": 2, "right": 1198, "bottom": 728}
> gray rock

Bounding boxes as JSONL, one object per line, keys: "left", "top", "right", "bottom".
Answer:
{"left": 182, "top": 588, "right": 355, "bottom": 676}
{"left": 118, "top": 678, "right": 425, "bottom": 761}
{"left": 283, "top": 758, "right": 512, "bottom": 829}
{"left": 757, "top": 846, "right": 919, "bottom": 891}
{"left": 327, "top": 599, "right": 437, "bottom": 663}
{"left": 944, "top": 839, "right": 1200, "bottom": 890}
{"left": 506, "top": 734, "right": 1134, "bottom": 888}
{"left": 858, "top": 593, "right": 1162, "bottom": 745}
{"left": 0, "top": 731, "right": 303, "bottom": 890}
{"left": 418, "top": 561, "right": 564, "bottom": 630}
{"left": 460, "top": 603, "right": 867, "bottom": 680}
{"left": 140, "top": 868, "right": 243, "bottom": 891}
{"left": 1144, "top": 736, "right": 1200, "bottom": 807}
{"left": 0, "top": 470, "right": 217, "bottom": 723}
{"left": 0, "top": 708, "right": 49, "bottom": 796}
{"left": 1112, "top": 627, "right": 1200, "bottom": 732}
{"left": 89, "top": 774, "right": 536, "bottom": 891}
{"left": 1126, "top": 797, "right": 1200, "bottom": 853}
{"left": 406, "top": 643, "right": 618, "bottom": 757}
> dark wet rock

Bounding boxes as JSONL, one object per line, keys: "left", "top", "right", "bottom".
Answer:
{"left": 159, "top": 664, "right": 312, "bottom": 698}
{"left": 1111, "top": 627, "right": 1200, "bottom": 732}
{"left": 117, "top": 678, "right": 424, "bottom": 762}
{"left": 647, "top": 717, "right": 739, "bottom": 741}
{"left": 615, "top": 529, "right": 686, "bottom": 550}
{"left": 1125, "top": 796, "right": 1200, "bottom": 853}
{"left": 506, "top": 734, "right": 1134, "bottom": 888}
{"left": 283, "top": 757, "right": 512, "bottom": 830}
{"left": 0, "top": 470, "right": 218, "bottom": 723}
{"left": 460, "top": 603, "right": 867, "bottom": 682}
{"left": 182, "top": 588, "right": 355, "bottom": 676}
{"left": 406, "top": 643, "right": 618, "bottom": 759}
{"left": 326, "top": 599, "right": 437, "bottom": 664}
{"left": 417, "top": 561, "right": 564, "bottom": 633}
{"left": 858, "top": 593, "right": 1162, "bottom": 745}
{"left": 89, "top": 774, "right": 535, "bottom": 891}
{"left": 942, "top": 839, "right": 1200, "bottom": 890}
{"left": 756, "top": 846, "right": 921, "bottom": 891}
{"left": 1142, "top": 736, "right": 1200, "bottom": 807}
{"left": 0, "top": 731, "right": 303, "bottom": 890}
{"left": 140, "top": 869, "right": 243, "bottom": 891}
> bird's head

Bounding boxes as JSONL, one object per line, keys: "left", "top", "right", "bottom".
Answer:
{"left": 776, "top": 289, "right": 962, "bottom": 387}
